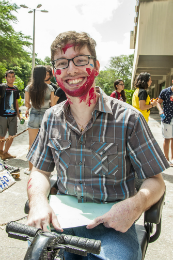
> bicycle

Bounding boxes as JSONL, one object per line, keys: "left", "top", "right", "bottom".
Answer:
{"left": 6, "top": 221, "right": 101, "bottom": 260}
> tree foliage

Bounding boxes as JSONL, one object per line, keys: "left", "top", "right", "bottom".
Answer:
{"left": 96, "top": 54, "right": 134, "bottom": 97}
{"left": 0, "top": 0, "right": 32, "bottom": 84}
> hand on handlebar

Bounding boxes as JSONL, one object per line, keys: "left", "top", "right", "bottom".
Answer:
{"left": 27, "top": 201, "right": 63, "bottom": 232}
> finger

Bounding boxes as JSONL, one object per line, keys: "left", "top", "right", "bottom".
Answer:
{"left": 42, "top": 222, "right": 51, "bottom": 232}
{"left": 52, "top": 212, "right": 63, "bottom": 232}
{"left": 86, "top": 217, "right": 104, "bottom": 229}
{"left": 103, "top": 222, "right": 111, "bottom": 228}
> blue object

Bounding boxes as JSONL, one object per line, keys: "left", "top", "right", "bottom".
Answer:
{"left": 160, "top": 113, "right": 166, "bottom": 120}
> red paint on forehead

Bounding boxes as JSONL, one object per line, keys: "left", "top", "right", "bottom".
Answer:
{"left": 62, "top": 44, "right": 75, "bottom": 54}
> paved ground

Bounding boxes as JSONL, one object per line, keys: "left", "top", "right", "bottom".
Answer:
{"left": 0, "top": 109, "right": 172, "bottom": 260}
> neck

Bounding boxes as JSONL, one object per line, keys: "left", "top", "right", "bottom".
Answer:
{"left": 116, "top": 89, "right": 121, "bottom": 93}
{"left": 171, "top": 86, "right": 173, "bottom": 91}
{"left": 67, "top": 86, "right": 99, "bottom": 125}
{"left": 7, "top": 82, "right": 13, "bottom": 87}
{"left": 45, "top": 80, "right": 51, "bottom": 84}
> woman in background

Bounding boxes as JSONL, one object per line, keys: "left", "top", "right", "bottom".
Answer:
{"left": 132, "top": 72, "right": 157, "bottom": 123}
{"left": 110, "top": 79, "right": 126, "bottom": 102}
{"left": 24, "top": 65, "right": 55, "bottom": 175}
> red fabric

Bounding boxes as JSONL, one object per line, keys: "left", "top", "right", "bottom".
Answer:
{"left": 110, "top": 91, "right": 122, "bottom": 100}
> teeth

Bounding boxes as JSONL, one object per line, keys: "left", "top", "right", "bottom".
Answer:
{"left": 68, "top": 78, "right": 83, "bottom": 85}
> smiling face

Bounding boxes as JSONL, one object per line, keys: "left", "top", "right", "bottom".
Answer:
{"left": 54, "top": 45, "right": 99, "bottom": 100}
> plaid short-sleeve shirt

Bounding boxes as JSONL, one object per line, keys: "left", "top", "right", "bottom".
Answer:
{"left": 27, "top": 88, "right": 169, "bottom": 203}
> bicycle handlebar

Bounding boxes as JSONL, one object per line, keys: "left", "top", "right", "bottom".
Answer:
{"left": 6, "top": 221, "right": 101, "bottom": 259}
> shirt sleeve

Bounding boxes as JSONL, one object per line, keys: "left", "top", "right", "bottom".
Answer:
{"left": 47, "top": 84, "right": 55, "bottom": 92}
{"left": 110, "top": 92, "right": 116, "bottom": 98}
{"left": 138, "top": 89, "right": 148, "bottom": 101}
{"left": 159, "top": 89, "right": 165, "bottom": 101}
{"left": 26, "top": 109, "right": 55, "bottom": 172}
{"left": 25, "top": 85, "right": 29, "bottom": 92}
{"left": 55, "top": 88, "right": 64, "bottom": 97}
{"left": 127, "top": 114, "right": 169, "bottom": 179}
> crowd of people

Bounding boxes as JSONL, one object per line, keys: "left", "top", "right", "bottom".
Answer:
{"left": 0, "top": 30, "right": 172, "bottom": 259}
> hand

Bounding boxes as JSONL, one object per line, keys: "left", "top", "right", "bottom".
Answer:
{"left": 25, "top": 110, "right": 29, "bottom": 118}
{"left": 27, "top": 200, "right": 63, "bottom": 232}
{"left": 87, "top": 198, "right": 141, "bottom": 233}
{"left": 151, "top": 99, "right": 157, "bottom": 107}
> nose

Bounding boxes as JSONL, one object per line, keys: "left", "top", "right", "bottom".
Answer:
{"left": 67, "top": 60, "right": 79, "bottom": 75}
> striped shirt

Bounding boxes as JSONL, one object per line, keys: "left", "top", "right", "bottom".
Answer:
{"left": 27, "top": 88, "right": 169, "bottom": 203}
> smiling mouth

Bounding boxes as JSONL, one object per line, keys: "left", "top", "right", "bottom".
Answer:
{"left": 66, "top": 77, "right": 85, "bottom": 86}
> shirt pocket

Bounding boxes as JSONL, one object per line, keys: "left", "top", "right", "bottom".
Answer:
{"left": 48, "top": 138, "right": 71, "bottom": 170}
{"left": 91, "top": 142, "right": 118, "bottom": 176}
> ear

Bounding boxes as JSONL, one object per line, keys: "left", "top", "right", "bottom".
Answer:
{"left": 95, "top": 60, "right": 100, "bottom": 77}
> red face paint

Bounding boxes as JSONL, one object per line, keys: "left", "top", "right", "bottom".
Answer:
{"left": 62, "top": 44, "right": 75, "bottom": 54}
{"left": 56, "top": 70, "right": 61, "bottom": 75}
{"left": 67, "top": 97, "right": 73, "bottom": 104}
{"left": 28, "top": 184, "right": 32, "bottom": 189}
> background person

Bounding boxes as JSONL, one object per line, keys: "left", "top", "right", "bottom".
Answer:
{"left": 45, "top": 65, "right": 58, "bottom": 92}
{"left": 45, "top": 65, "right": 67, "bottom": 104}
{"left": 132, "top": 72, "right": 157, "bottom": 123}
{"left": 54, "top": 86, "right": 67, "bottom": 104}
{"left": 157, "top": 82, "right": 173, "bottom": 167}
{"left": 26, "top": 31, "right": 168, "bottom": 260}
{"left": 110, "top": 79, "right": 126, "bottom": 102}
{"left": 0, "top": 70, "right": 21, "bottom": 160}
{"left": 24, "top": 65, "right": 55, "bottom": 175}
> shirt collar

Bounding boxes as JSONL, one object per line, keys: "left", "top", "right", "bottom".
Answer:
{"left": 54, "top": 87, "right": 113, "bottom": 116}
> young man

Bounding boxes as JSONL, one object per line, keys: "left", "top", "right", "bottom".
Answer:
{"left": 45, "top": 65, "right": 67, "bottom": 104}
{"left": 157, "top": 82, "right": 173, "bottom": 167}
{"left": 26, "top": 31, "right": 169, "bottom": 260}
{"left": 0, "top": 70, "right": 20, "bottom": 160}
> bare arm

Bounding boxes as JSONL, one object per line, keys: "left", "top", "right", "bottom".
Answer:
{"left": 27, "top": 167, "right": 63, "bottom": 232}
{"left": 157, "top": 98, "right": 164, "bottom": 114}
{"left": 139, "top": 99, "right": 157, "bottom": 110}
{"left": 87, "top": 173, "right": 165, "bottom": 232}
{"left": 54, "top": 96, "right": 60, "bottom": 104}
{"left": 15, "top": 99, "right": 20, "bottom": 119}
{"left": 25, "top": 91, "right": 31, "bottom": 118}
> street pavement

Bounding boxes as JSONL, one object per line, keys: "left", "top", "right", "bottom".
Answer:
{"left": 0, "top": 108, "right": 172, "bottom": 260}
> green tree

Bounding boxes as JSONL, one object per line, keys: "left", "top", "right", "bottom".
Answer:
{"left": 0, "top": 0, "right": 32, "bottom": 83}
{"left": 96, "top": 54, "right": 134, "bottom": 96}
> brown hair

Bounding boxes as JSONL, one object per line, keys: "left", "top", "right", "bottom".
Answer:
{"left": 114, "top": 79, "right": 126, "bottom": 102}
{"left": 29, "top": 66, "right": 47, "bottom": 109}
{"left": 5, "top": 70, "right": 15, "bottom": 77}
{"left": 45, "top": 65, "right": 53, "bottom": 78}
{"left": 134, "top": 72, "right": 151, "bottom": 89}
{"left": 51, "top": 31, "right": 97, "bottom": 67}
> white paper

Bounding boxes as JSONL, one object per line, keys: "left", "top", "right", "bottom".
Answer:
{"left": 49, "top": 195, "right": 115, "bottom": 229}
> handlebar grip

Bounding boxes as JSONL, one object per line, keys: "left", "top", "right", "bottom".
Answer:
{"left": 6, "top": 221, "right": 40, "bottom": 238}
{"left": 63, "top": 235, "right": 101, "bottom": 255}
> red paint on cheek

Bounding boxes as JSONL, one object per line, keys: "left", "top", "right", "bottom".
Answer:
{"left": 95, "top": 71, "right": 99, "bottom": 77}
{"left": 56, "top": 70, "right": 61, "bottom": 75}
{"left": 86, "top": 68, "right": 92, "bottom": 76}
{"left": 28, "top": 185, "right": 32, "bottom": 189}
{"left": 62, "top": 44, "right": 75, "bottom": 54}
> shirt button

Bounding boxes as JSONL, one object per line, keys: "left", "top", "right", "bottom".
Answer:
{"left": 79, "top": 181, "right": 83, "bottom": 184}
{"left": 79, "top": 161, "right": 82, "bottom": 165}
